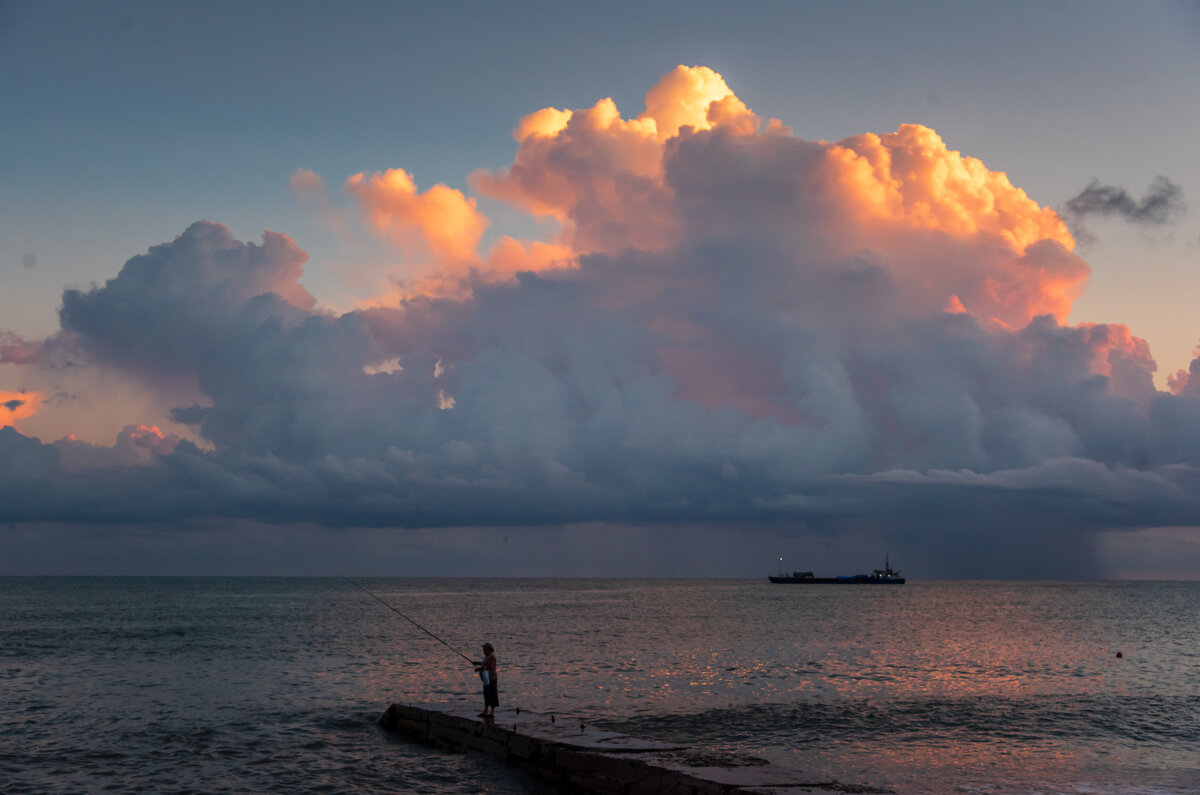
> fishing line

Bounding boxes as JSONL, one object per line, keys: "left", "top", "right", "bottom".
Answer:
{"left": 348, "top": 579, "right": 474, "bottom": 664}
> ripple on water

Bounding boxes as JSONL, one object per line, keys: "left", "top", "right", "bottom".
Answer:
{"left": 2, "top": 578, "right": 1199, "bottom": 794}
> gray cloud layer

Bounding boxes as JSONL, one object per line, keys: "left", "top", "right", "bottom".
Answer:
{"left": 3, "top": 82, "right": 1200, "bottom": 577}
{"left": 1062, "top": 176, "right": 1187, "bottom": 241}
{"left": 2, "top": 215, "right": 1200, "bottom": 578}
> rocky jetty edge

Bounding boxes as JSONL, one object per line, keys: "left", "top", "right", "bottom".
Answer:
{"left": 381, "top": 702, "right": 893, "bottom": 794}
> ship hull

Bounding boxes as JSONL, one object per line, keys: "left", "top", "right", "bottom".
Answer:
{"left": 767, "top": 575, "right": 905, "bottom": 584}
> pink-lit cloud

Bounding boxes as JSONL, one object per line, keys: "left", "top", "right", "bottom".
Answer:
{"left": 289, "top": 168, "right": 326, "bottom": 200}
{"left": 54, "top": 424, "right": 180, "bottom": 471}
{"left": 0, "top": 333, "right": 44, "bottom": 365}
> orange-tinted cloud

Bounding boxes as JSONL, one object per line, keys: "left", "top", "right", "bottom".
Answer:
{"left": 471, "top": 96, "right": 673, "bottom": 254}
{"left": 287, "top": 67, "right": 1115, "bottom": 439}
{"left": 7, "top": 65, "right": 1200, "bottom": 580}
{"left": 344, "top": 65, "right": 1082, "bottom": 334}
{"left": 639, "top": 64, "right": 756, "bottom": 140}
{"left": 1075, "top": 322, "right": 1157, "bottom": 401}
{"left": 53, "top": 423, "right": 180, "bottom": 471}
{"left": 483, "top": 236, "right": 575, "bottom": 282}
{"left": 353, "top": 235, "right": 577, "bottom": 309}
{"left": 465, "top": 66, "right": 1084, "bottom": 331}
{"left": 1167, "top": 369, "right": 1189, "bottom": 395}
{"left": 346, "top": 168, "right": 489, "bottom": 264}
{"left": 824, "top": 125, "right": 1073, "bottom": 252}
{"left": 1, "top": 389, "right": 45, "bottom": 430}
{"left": 816, "top": 125, "right": 1085, "bottom": 326}
{"left": 322, "top": 68, "right": 1152, "bottom": 435}
{"left": 341, "top": 165, "right": 581, "bottom": 305}
{"left": 1073, "top": 322, "right": 1152, "bottom": 376}
{"left": 1166, "top": 344, "right": 1200, "bottom": 396}
{"left": 469, "top": 66, "right": 764, "bottom": 256}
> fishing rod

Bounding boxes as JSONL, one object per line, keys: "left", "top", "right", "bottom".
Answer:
{"left": 348, "top": 579, "right": 474, "bottom": 664}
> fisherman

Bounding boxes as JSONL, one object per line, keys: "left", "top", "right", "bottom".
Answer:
{"left": 473, "top": 642, "right": 498, "bottom": 719}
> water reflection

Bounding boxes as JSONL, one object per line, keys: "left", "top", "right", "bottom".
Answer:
{"left": 357, "top": 580, "right": 1194, "bottom": 715}
{"left": 4, "top": 578, "right": 1198, "bottom": 793}
{"left": 352, "top": 579, "right": 1200, "bottom": 792}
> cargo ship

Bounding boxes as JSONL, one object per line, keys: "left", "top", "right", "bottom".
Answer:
{"left": 769, "top": 555, "right": 905, "bottom": 584}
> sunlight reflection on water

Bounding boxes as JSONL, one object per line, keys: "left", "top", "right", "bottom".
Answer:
{"left": 3, "top": 578, "right": 1198, "bottom": 794}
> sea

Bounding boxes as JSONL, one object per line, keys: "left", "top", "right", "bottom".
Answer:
{"left": 2, "top": 578, "right": 1198, "bottom": 794}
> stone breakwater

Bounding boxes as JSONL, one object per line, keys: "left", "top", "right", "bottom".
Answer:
{"left": 380, "top": 703, "right": 893, "bottom": 794}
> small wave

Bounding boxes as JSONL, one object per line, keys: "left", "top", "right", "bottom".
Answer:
{"left": 604, "top": 693, "right": 1200, "bottom": 750}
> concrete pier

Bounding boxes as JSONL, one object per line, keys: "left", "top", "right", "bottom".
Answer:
{"left": 380, "top": 703, "right": 893, "bottom": 794}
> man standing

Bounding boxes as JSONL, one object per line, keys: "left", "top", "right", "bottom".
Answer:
{"left": 474, "top": 642, "right": 498, "bottom": 720}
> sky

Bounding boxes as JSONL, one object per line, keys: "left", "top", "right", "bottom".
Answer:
{"left": 2, "top": 0, "right": 1200, "bottom": 578}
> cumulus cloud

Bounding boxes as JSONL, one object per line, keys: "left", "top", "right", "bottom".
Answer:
{"left": 289, "top": 168, "right": 326, "bottom": 200}
{"left": 3, "top": 66, "right": 1200, "bottom": 577}
{"left": 53, "top": 424, "right": 180, "bottom": 471}
{"left": 1165, "top": 343, "right": 1200, "bottom": 398}
{"left": 343, "top": 168, "right": 575, "bottom": 302}
{"left": 346, "top": 168, "right": 488, "bottom": 263}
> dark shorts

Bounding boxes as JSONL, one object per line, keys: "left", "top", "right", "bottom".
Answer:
{"left": 483, "top": 678, "right": 498, "bottom": 707}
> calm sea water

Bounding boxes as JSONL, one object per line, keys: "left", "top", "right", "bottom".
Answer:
{"left": 2, "top": 578, "right": 1198, "bottom": 794}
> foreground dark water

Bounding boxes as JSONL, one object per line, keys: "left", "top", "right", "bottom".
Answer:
{"left": 2, "top": 578, "right": 1198, "bottom": 794}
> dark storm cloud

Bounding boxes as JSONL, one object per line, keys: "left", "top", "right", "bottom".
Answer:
{"left": 1, "top": 212, "right": 1198, "bottom": 576}
{"left": 0, "top": 425, "right": 59, "bottom": 482}
{"left": 4, "top": 219, "right": 1200, "bottom": 559}
{"left": 1062, "top": 176, "right": 1186, "bottom": 241}
{"left": 4, "top": 66, "right": 1200, "bottom": 577}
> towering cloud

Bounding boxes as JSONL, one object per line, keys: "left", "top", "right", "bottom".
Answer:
{"left": 2, "top": 66, "right": 1199, "bottom": 576}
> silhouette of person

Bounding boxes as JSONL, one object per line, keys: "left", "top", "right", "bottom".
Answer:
{"left": 473, "top": 642, "right": 498, "bottom": 719}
